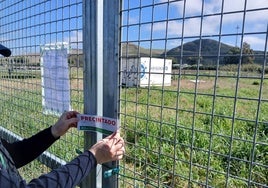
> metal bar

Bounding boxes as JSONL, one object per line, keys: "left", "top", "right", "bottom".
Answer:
{"left": 82, "top": 0, "right": 102, "bottom": 187}
{"left": 225, "top": 0, "right": 248, "bottom": 186}
{"left": 205, "top": 0, "right": 225, "bottom": 186}
{"left": 96, "top": 0, "right": 104, "bottom": 186}
{"left": 247, "top": 24, "right": 268, "bottom": 187}
{"left": 102, "top": 0, "right": 120, "bottom": 187}
{"left": 82, "top": 0, "right": 120, "bottom": 187}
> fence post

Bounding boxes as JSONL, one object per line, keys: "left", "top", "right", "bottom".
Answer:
{"left": 82, "top": 0, "right": 120, "bottom": 187}
{"left": 102, "top": 0, "right": 120, "bottom": 187}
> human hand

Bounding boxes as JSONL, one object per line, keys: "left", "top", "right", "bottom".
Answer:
{"left": 89, "top": 132, "right": 125, "bottom": 164}
{"left": 51, "top": 111, "right": 79, "bottom": 138}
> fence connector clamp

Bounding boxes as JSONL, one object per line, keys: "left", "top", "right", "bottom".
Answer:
{"left": 104, "top": 167, "right": 120, "bottom": 178}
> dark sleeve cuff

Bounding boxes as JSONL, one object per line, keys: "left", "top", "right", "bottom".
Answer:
{"left": 5, "top": 126, "right": 60, "bottom": 168}
{"left": 48, "top": 126, "right": 61, "bottom": 141}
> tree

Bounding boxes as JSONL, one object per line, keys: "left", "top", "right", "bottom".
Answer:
{"left": 242, "top": 42, "right": 254, "bottom": 64}
{"left": 186, "top": 56, "right": 202, "bottom": 65}
{"left": 224, "top": 42, "right": 254, "bottom": 65}
{"left": 224, "top": 47, "right": 240, "bottom": 65}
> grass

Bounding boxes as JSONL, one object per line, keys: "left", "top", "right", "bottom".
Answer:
{"left": 0, "top": 68, "right": 267, "bottom": 187}
{"left": 120, "top": 74, "right": 268, "bottom": 187}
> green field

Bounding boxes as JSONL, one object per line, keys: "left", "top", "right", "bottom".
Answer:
{"left": 120, "top": 72, "right": 268, "bottom": 187}
{"left": 0, "top": 68, "right": 267, "bottom": 187}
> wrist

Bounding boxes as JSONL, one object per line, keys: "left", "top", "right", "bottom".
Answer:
{"left": 51, "top": 126, "right": 60, "bottom": 139}
{"left": 89, "top": 149, "right": 100, "bottom": 164}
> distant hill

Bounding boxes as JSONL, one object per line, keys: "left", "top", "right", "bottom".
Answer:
{"left": 121, "top": 39, "right": 266, "bottom": 66}
{"left": 168, "top": 39, "right": 267, "bottom": 65}
{"left": 167, "top": 39, "right": 232, "bottom": 56}
{"left": 121, "top": 39, "right": 234, "bottom": 65}
{"left": 67, "top": 40, "right": 266, "bottom": 67}
{"left": 121, "top": 43, "right": 164, "bottom": 58}
{"left": 165, "top": 39, "right": 234, "bottom": 65}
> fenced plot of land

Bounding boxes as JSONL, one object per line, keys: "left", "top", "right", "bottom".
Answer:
{"left": 0, "top": 67, "right": 267, "bottom": 187}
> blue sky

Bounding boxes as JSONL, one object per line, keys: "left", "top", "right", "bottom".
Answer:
{"left": 121, "top": 0, "right": 268, "bottom": 51}
{"left": 0, "top": 0, "right": 267, "bottom": 55}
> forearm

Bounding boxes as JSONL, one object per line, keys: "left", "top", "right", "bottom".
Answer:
{"left": 0, "top": 151, "right": 97, "bottom": 188}
{"left": 27, "top": 151, "right": 97, "bottom": 187}
{"left": 2, "top": 126, "right": 58, "bottom": 168}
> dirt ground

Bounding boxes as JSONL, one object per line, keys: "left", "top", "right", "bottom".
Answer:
{"left": 172, "top": 79, "right": 215, "bottom": 90}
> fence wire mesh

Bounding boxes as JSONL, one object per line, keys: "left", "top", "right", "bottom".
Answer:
{"left": 0, "top": 0, "right": 84, "bottom": 183}
{"left": 0, "top": 0, "right": 267, "bottom": 188}
{"left": 119, "top": 0, "right": 268, "bottom": 188}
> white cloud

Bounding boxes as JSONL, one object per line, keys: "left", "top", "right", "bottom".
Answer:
{"left": 245, "top": 9, "right": 268, "bottom": 22}
{"left": 153, "top": 15, "right": 221, "bottom": 37}
{"left": 223, "top": 0, "right": 246, "bottom": 12}
{"left": 128, "top": 16, "right": 139, "bottom": 25}
{"left": 246, "top": 0, "right": 268, "bottom": 10}
{"left": 144, "top": 0, "right": 268, "bottom": 49}
{"left": 166, "top": 21, "right": 182, "bottom": 36}
{"left": 243, "top": 35, "right": 267, "bottom": 50}
{"left": 62, "top": 31, "right": 83, "bottom": 49}
{"left": 202, "top": 16, "right": 221, "bottom": 35}
{"left": 184, "top": 0, "right": 203, "bottom": 15}
{"left": 69, "top": 31, "right": 83, "bottom": 43}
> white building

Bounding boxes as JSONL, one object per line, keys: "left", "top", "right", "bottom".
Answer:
{"left": 122, "top": 57, "right": 172, "bottom": 87}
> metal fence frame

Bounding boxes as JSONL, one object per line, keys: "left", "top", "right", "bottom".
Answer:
{"left": 82, "top": 0, "right": 120, "bottom": 187}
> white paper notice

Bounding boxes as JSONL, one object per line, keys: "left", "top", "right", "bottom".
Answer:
{"left": 77, "top": 114, "right": 119, "bottom": 134}
{"left": 41, "top": 43, "right": 71, "bottom": 116}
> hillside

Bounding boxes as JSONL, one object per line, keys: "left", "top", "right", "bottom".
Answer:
{"left": 121, "top": 39, "right": 266, "bottom": 66}
{"left": 121, "top": 43, "right": 164, "bottom": 58}
{"left": 167, "top": 39, "right": 232, "bottom": 56}
{"left": 120, "top": 39, "right": 234, "bottom": 65}
{"left": 165, "top": 39, "right": 233, "bottom": 65}
{"left": 67, "top": 40, "right": 267, "bottom": 67}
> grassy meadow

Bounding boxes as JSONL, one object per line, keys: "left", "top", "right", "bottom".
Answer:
{"left": 0, "top": 67, "right": 267, "bottom": 187}
{"left": 120, "top": 69, "right": 268, "bottom": 187}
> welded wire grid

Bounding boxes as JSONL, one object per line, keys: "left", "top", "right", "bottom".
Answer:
{"left": 119, "top": 0, "right": 268, "bottom": 188}
{"left": 0, "top": 0, "right": 84, "bottom": 182}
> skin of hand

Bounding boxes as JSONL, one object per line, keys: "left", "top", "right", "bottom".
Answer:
{"left": 89, "top": 132, "right": 125, "bottom": 164}
{"left": 51, "top": 111, "right": 80, "bottom": 138}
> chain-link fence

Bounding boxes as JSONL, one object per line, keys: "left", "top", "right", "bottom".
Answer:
{"left": 0, "top": 0, "right": 267, "bottom": 188}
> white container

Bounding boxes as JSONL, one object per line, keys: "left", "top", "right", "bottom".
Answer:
{"left": 122, "top": 57, "right": 172, "bottom": 87}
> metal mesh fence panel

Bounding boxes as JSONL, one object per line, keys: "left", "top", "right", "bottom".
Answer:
{"left": 119, "top": 0, "right": 268, "bottom": 187}
{"left": 0, "top": 0, "right": 267, "bottom": 188}
{"left": 0, "top": 0, "right": 84, "bottom": 183}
